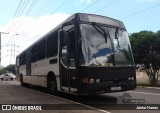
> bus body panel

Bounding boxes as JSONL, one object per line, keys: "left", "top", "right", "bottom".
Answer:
{"left": 21, "top": 56, "right": 60, "bottom": 88}
{"left": 79, "top": 66, "right": 136, "bottom": 94}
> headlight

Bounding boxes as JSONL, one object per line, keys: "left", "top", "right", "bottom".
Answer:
{"left": 128, "top": 77, "right": 131, "bottom": 80}
{"left": 96, "top": 79, "right": 100, "bottom": 83}
{"left": 89, "top": 78, "right": 94, "bottom": 83}
{"left": 128, "top": 76, "right": 134, "bottom": 80}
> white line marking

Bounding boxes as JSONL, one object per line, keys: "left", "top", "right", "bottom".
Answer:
{"left": 137, "top": 86, "right": 160, "bottom": 90}
{"left": 127, "top": 91, "right": 160, "bottom": 96}
{"left": 144, "top": 87, "right": 160, "bottom": 90}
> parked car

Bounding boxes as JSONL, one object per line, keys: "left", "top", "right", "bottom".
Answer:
{"left": 0, "top": 73, "right": 16, "bottom": 81}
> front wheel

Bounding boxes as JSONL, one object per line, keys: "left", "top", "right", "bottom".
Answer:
{"left": 47, "top": 75, "right": 57, "bottom": 94}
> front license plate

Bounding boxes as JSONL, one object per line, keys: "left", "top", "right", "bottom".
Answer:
{"left": 111, "top": 86, "right": 121, "bottom": 91}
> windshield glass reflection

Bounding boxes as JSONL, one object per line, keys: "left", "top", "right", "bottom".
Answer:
{"left": 79, "top": 24, "right": 134, "bottom": 66}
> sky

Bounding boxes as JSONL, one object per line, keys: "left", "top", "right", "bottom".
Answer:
{"left": 0, "top": 0, "right": 160, "bottom": 67}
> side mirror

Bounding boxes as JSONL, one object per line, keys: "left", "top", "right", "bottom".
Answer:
{"left": 60, "top": 31, "right": 67, "bottom": 46}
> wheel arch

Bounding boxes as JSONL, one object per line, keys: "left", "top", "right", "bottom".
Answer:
{"left": 47, "top": 71, "right": 59, "bottom": 93}
{"left": 47, "top": 71, "right": 57, "bottom": 87}
{"left": 47, "top": 71, "right": 56, "bottom": 80}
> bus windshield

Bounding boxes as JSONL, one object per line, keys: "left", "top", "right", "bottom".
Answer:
{"left": 80, "top": 24, "right": 134, "bottom": 66}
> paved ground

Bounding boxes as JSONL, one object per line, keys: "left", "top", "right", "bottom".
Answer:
{"left": 0, "top": 80, "right": 105, "bottom": 113}
{"left": 0, "top": 80, "right": 160, "bottom": 113}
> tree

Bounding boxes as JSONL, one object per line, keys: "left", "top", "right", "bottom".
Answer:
{"left": 3, "top": 64, "right": 15, "bottom": 74}
{"left": 130, "top": 31, "right": 160, "bottom": 86}
{"left": 0, "top": 68, "right": 8, "bottom": 75}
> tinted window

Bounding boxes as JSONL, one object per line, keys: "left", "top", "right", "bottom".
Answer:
{"left": 31, "top": 44, "right": 37, "bottom": 63}
{"left": 47, "top": 32, "right": 58, "bottom": 57}
{"left": 38, "top": 39, "right": 46, "bottom": 60}
{"left": 69, "top": 30, "right": 75, "bottom": 67}
{"left": 19, "top": 52, "right": 26, "bottom": 66}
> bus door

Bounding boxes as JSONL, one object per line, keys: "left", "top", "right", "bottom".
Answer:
{"left": 60, "top": 29, "right": 77, "bottom": 92}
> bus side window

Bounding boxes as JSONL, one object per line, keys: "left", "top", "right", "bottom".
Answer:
{"left": 69, "top": 30, "right": 75, "bottom": 67}
{"left": 19, "top": 52, "right": 26, "bottom": 66}
{"left": 47, "top": 32, "right": 58, "bottom": 58}
{"left": 38, "top": 39, "right": 46, "bottom": 60}
{"left": 31, "top": 45, "right": 38, "bottom": 63}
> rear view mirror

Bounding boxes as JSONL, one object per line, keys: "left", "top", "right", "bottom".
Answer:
{"left": 60, "top": 31, "right": 67, "bottom": 46}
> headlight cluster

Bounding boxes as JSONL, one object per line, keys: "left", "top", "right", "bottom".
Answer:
{"left": 128, "top": 76, "right": 134, "bottom": 80}
{"left": 89, "top": 78, "right": 100, "bottom": 83}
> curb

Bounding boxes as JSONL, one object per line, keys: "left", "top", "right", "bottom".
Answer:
{"left": 137, "top": 86, "right": 160, "bottom": 89}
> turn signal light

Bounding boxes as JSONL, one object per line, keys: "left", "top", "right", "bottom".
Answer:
{"left": 82, "top": 78, "right": 88, "bottom": 84}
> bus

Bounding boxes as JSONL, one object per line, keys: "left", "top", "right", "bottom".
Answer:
{"left": 16, "top": 13, "right": 136, "bottom": 95}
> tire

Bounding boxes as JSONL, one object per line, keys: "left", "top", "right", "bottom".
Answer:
{"left": 10, "top": 78, "right": 13, "bottom": 80}
{"left": 20, "top": 75, "right": 29, "bottom": 87}
{"left": 20, "top": 75, "right": 24, "bottom": 86}
{"left": 47, "top": 75, "right": 57, "bottom": 94}
{"left": 1, "top": 78, "right": 3, "bottom": 80}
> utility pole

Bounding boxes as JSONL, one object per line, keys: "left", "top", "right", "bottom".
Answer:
{"left": 7, "top": 44, "right": 19, "bottom": 64}
{"left": 0, "top": 32, "right": 9, "bottom": 68}
{"left": 6, "top": 34, "right": 19, "bottom": 64}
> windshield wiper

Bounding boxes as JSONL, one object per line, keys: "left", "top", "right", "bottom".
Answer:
{"left": 115, "top": 27, "right": 120, "bottom": 47}
{"left": 92, "top": 22, "right": 108, "bottom": 44}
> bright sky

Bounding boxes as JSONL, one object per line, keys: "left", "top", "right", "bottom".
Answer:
{"left": 0, "top": 0, "right": 160, "bottom": 67}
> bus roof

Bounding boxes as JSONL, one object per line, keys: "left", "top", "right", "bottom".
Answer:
{"left": 17, "top": 13, "right": 126, "bottom": 57}
{"left": 78, "top": 13, "right": 125, "bottom": 28}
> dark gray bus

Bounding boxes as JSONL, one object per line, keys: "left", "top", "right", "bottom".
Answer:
{"left": 16, "top": 13, "right": 136, "bottom": 95}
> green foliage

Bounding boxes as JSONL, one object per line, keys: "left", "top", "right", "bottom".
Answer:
{"left": 130, "top": 30, "right": 160, "bottom": 86}
{"left": 0, "top": 64, "right": 15, "bottom": 75}
{"left": 0, "top": 69, "right": 8, "bottom": 75}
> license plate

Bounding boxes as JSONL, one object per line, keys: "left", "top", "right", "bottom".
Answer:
{"left": 111, "top": 86, "right": 121, "bottom": 91}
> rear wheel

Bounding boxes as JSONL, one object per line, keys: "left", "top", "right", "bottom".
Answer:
{"left": 20, "top": 75, "right": 25, "bottom": 86}
{"left": 1, "top": 78, "right": 3, "bottom": 80}
{"left": 20, "top": 75, "right": 29, "bottom": 87}
{"left": 47, "top": 75, "right": 57, "bottom": 94}
{"left": 10, "top": 78, "right": 13, "bottom": 80}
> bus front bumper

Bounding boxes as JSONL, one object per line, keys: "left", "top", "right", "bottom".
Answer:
{"left": 85, "top": 80, "right": 136, "bottom": 94}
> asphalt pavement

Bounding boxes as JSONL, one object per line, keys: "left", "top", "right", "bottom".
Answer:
{"left": 0, "top": 80, "right": 105, "bottom": 113}
{"left": 0, "top": 80, "right": 160, "bottom": 113}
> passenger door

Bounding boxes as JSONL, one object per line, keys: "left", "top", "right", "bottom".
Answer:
{"left": 60, "top": 29, "right": 77, "bottom": 92}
